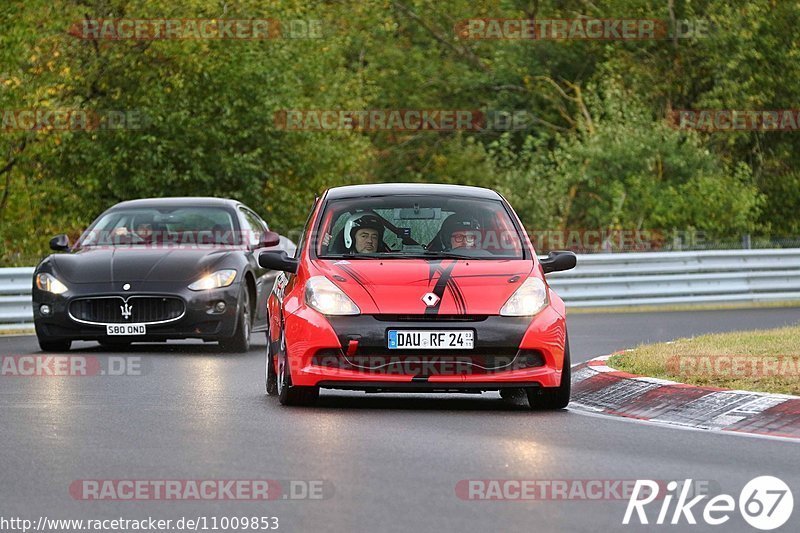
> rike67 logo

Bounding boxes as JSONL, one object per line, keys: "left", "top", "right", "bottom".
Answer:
{"left": 624, "top": 476, "right": 793, "bottom": 530}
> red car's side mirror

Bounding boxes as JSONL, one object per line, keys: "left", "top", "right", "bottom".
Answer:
{"left": 258, "top": 250, "right": 299, "bottom": 273}
{"left": 540, "top": 251, "right": 577, "bottom": 274}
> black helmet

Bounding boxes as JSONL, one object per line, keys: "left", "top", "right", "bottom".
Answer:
{"left": 440, "top": 215, "right": 481, "bottom": 248}
{"left": 344, "top": 214, "right": 385, "bottom": 250}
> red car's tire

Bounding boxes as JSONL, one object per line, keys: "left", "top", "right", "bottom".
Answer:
{"left": 526, "top": 334, "right": 571, "bottom": 410}
{"left": 499, "top": 388, "right": 525, "bottom": 401}
{"left": 266, "top": 331, "right": 278, "bottom": 396}
{"left": 277, "top": 343, "right": 319, "bottom": 406}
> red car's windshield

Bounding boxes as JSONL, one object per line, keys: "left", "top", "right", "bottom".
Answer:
{"left": 315, "top": 195, "right": 526, "bottom": 259}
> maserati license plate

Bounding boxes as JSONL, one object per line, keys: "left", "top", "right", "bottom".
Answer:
{"left": 106, "top": 324, "right": 146, "bottom": 336}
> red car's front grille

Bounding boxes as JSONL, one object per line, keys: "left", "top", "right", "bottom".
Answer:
{"left": 374, "top": 314, "right": 488, "bottom": 322}
{"left": 311, "top": 349, "right": 544, "bottom": 376}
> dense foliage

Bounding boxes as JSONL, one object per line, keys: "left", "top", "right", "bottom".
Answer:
{"left": 1, "top": 0, "right": 797, "bottom": 264}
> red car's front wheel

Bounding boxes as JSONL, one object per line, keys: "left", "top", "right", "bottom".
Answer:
{"left": 277, "top": 337, "right": 319, "bottom": 407}
{"left": 526, "top": 334, "right": 571, "bottom": 410}
{"left": 265, "top": 331, "right": 278, "bottom": 396}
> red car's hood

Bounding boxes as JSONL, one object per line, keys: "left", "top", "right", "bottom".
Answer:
{"left": 313, "top": 258, "right": 535, "bottom": 315}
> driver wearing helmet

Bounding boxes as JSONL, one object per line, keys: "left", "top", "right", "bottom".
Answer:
{"left": 439, "top": 215, "right": 482, "bottom": 251}
{"left": 345, "top": 214, "right": 386, "bottom": 254}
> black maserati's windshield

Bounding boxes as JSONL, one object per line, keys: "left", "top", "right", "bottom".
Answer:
{"left": 78, "top": 206, "right": 238, "bottom": 247}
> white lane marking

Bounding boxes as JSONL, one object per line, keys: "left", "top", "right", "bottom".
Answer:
{"left": 569, "top": 356, "right": 800, "bottom": 442}
{"left": 573, "top": 357, "right": 800, "bottom": 400}
{"left": 566, "top": 405, "right": 800, "bottom": 444}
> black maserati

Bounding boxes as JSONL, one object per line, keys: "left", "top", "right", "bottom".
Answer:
{"left": 32, "top": 197, "right": 295, "bottom": 353}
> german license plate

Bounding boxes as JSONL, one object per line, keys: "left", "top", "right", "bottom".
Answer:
{"left": 388, "top": 330, "right": 474, "bottom": 349}
{"left": 106, "top": 324, "right": 146, "bottom": 336}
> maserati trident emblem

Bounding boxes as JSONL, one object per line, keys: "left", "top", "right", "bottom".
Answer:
{"left": 122, "top": 283, "right": 131, "bottom": 291}
{"left": 422, "top": 292, "right": 440, "bottom": 307}
{"left": 120, "top": 302, "right": 133, "bottom": 320}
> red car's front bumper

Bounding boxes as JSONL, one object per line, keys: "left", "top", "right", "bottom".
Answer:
{"left": 280, "top": 303, "right": 567, "bottom": 390}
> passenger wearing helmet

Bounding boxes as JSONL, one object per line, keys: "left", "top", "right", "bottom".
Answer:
{"left": 439, "top": 215, "right": 482, "bottom": 251}
{"left": 345, "top": 214, "right": 386, "bottom": 254}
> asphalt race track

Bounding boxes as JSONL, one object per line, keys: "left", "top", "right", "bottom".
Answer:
{"left": 2, "top": 308, "right": 799, "bottom": 533}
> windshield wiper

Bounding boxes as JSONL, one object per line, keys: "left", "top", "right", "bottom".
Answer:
{"left": 321, "top": 253, "right": 392, "bottom": 259}
{"left": 416, "top": 250, "right": 472, "bottom": 259}
{"left": 322, "top": 251, "right": 478, "bottom": 260}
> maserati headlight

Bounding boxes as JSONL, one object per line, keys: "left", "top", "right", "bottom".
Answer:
{"left": 36, "top": 272, "right": 69, "bottom": 295}
{"left": 500, "top": 277, "right": 548, "bottom": 316}
{"left": 188, "top": 269, "right": 237, "bottom": 291}
{"left": 305, "top": 276, "right": 360, "bottom": 316}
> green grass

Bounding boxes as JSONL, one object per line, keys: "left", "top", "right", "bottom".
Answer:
{"left": 608, "top": 324, "right": 800, "bottom": 395}
{"left": 0, "top": 328, "right": 35, "bottom": 336}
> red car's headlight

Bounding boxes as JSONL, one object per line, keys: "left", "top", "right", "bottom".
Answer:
{"left": 500, "top": 277, "right": 548, "bottom": 316}
{"left": 305, "top": 276, "right": 361, "bottom": 316}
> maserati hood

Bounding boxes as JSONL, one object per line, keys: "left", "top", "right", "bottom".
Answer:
{"left": 50, "top": 247, "right": 232, "bottom": 284}
{"left": 314, "top": 258, "right": 535, "bottom": 315}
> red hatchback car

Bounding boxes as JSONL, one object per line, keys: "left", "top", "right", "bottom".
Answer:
{"left": 259, "top": 184, "right": 576, "bottom": 407}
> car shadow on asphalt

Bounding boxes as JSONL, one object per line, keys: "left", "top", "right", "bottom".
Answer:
{"left": 261, "top": 391, "right": 570, "bottom": 413}
{"left": 54, "top": 340, "right": 267, "bottom": 358}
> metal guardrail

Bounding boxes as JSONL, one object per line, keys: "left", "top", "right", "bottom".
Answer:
{"left": 0, "top": 267, "right": 34, "bottom": 331}
{"left": 2, "top": 249, "right": 800, "bottom": 330}
{"left": 546, "top": 249, "right": 800, "bottom": 307}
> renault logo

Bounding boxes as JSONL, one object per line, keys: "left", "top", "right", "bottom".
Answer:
{"left": 422, "top": 292, "right": 440, "bottom": 307}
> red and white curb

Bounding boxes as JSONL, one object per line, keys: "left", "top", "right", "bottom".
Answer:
{"left": 570, "top": 354, "right": 800, "bottom": 441}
